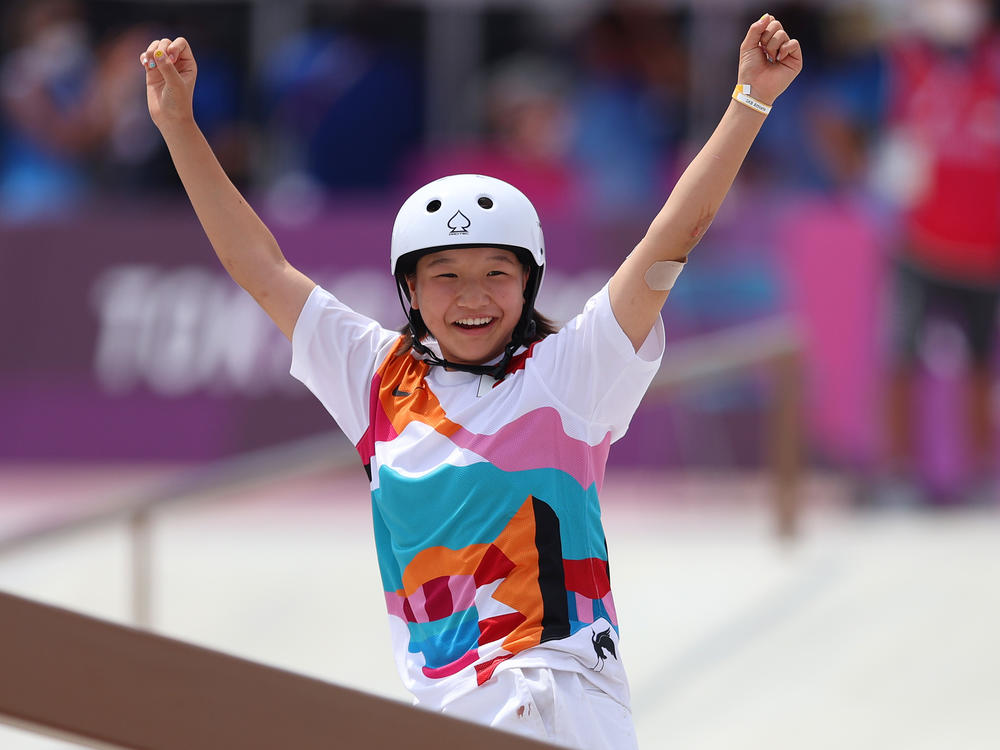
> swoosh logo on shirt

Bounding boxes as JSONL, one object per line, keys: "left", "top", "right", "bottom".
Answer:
{"left": 392, "top": 387, "right": 411, "bottom": 398}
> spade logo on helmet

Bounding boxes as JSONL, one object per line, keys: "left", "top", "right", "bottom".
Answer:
{"left": 447, "top": 210, "right": 471, "bottom": 235}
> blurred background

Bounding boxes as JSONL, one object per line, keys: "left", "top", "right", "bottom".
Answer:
{"left": 1, "top": 0, "right": 999, "bottom": 748}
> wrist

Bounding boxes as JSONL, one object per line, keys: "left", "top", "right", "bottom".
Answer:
{"left": 731, "top": 84, "right": 772, "bottom": 115}
{"left": 156, "top": 114, "right": 199, "bottom": 140}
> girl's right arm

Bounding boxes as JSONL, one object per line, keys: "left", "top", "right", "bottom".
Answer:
{"left": 141, "top": 37, "right": 315, "bottom": 341}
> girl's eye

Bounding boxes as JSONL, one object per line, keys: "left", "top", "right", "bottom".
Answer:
{"left": 436, "top": 273, "right": 458, "bottom": 279}
{"left": 487, "top": 270, "right": 507, "bottom": 277}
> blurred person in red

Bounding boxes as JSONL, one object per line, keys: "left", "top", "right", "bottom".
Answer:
{"left": 877, "top": 0, "right": 1000, "bottom": 506}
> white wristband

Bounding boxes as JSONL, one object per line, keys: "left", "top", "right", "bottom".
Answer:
{"left": 732, "top": 84, "right": 771, "bottom": 115}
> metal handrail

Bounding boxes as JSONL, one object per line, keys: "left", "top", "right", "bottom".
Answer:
{"left": 0, "top": 430, "right": 359, "bottom": 626}
{"left": 0, "top": 430, "right": 357, "bottom": 557}
{"left": 647, "top": 315, "right": 801, "bottom": 391}
{"left": 645, "top": 315, "right": 804, "bottom": 539}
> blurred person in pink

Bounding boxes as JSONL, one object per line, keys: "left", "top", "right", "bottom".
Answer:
{"left": 878, "top": 0, "right": 1000, "bottom": 505}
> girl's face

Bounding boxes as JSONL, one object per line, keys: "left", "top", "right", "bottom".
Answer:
{"left": 408, "top": 247, "right": 528, "bottom": 366}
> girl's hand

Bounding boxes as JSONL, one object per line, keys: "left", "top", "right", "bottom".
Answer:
{"left": 139, "top": 37, "right": 197, "bottom": 132}
{"left": 737, "top": 14, "right": 802, "bottom": 106}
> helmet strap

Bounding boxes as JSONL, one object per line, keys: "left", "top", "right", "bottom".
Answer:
{"left": 394, "top": 275, "right": 525, "bottom": 379}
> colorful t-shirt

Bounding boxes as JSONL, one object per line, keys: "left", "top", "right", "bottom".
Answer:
{"left": 290, "top": 283, "right": 664, "bottom": 709}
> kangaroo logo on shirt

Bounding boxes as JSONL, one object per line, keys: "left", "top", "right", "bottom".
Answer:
{"left": 448, "top": 210, "right": 471, "bottom": 235}
{"left": 591, "top": 627, "right": 617, "bottom": 672}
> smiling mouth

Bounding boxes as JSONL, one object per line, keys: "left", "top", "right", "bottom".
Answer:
{"left": 453, "top": 317, "right": 495, "bottom": 330}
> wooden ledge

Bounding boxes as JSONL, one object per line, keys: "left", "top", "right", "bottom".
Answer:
{"left": 0, "top": 591, "right": 558, "bottom": 750}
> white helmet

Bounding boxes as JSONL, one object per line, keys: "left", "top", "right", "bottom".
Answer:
{"left": 391, "top": 173, "right": 545, "bottom": 278}
{"left": 390, "top": 174, "right": 547, "bottom": 376}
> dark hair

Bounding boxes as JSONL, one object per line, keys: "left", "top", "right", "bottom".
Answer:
{"left": 395, "top": 309, "right": 560, "bottom": 357}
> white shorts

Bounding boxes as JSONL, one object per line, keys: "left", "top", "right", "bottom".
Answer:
{"left": 438, "top": 667, "right": 639, "bottom": 749}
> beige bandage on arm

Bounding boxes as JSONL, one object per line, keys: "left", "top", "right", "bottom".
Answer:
{"left": 644, "top": 259, "right": 686, "bottom": 291}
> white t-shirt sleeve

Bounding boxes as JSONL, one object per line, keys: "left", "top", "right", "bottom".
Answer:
{"left": 290, "top": 286, "right": 399, "bottom": 445}
{"left": 531, "top": 283, "right": 664, "bottom": 441}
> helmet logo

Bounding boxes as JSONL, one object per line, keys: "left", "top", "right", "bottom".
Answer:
{"left": 447, "top": 210, "right": 471, "bottom": 235}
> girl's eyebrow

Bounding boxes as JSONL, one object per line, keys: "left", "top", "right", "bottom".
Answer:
{"left": 425, "top": 253, "right": 518, "bottom": 268}
{"left": 486, "top": 253, "right": 519, "bottom": 265}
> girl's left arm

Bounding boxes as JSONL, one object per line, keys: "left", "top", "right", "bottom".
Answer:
{"left": 609, "top": 13, "right": 803, "bottom": 350}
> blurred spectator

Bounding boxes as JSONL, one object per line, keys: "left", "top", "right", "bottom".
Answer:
{"left": 806, "top": 8, "right": 885, "bottom": 193}
{"left": 87, "top": 23, "right": 166, "bottom": 192}
{"left": 258, "top": 17, "right": 422, "bottom": 202}
{"left": 874, "top": 0, "right": 1000, "bottom": 505}
{"left": 754, "top": 3, "right": 884, "bottom": 194}
{"left": 569, "top": 8, "right": 687, "bottom": 218}
{"left": 403, "top": 53, "right": 577, "bottom": 214}
{"left": 95, "top": 18, "right": 248, "bottom": 193}
{"left": 0, "top": 0, "right": 102, "bottom": 219}
{"left": 0, "top": 1, "right": 221, "bottom": 217}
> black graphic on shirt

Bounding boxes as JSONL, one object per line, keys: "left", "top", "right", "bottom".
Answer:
{"left": 591, "top": 627, "right": 617, "bottom": 672}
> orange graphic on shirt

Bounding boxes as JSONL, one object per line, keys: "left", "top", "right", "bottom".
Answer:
{"left": 375, "top": 339, "right": 462, "bottom": 439}
{"left": 401, "top": 496, "right": 545, "bottom": 654}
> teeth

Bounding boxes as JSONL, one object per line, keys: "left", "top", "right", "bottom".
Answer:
{"left": 455, "top": 317, "right": 493, "bottom": 326}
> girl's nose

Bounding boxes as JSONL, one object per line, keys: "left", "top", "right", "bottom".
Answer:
{"left": 455, "top": 279, "right": 488, "bottom": 306}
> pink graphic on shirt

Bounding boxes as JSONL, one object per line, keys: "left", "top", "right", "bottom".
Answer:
{"left": 450, "top": 407, "right": 611, "bottom": 491}
{"left": 356, "top": 372, "right": 399, "bottom": 464}
{"left": 407, "top": 583, "right": 429, "bottom": 622}
{"left": 601, "top": 591, "right": 618, "bottom": 626}
{"left": 359, "top": 339, "right": 613, "bottom": 491}
{"left": 384, "top": 590, "right": 406, "bottom": 619}
{"left": 448, "top": 574, "right": 477, "bottom": 613}
{"left": 421, "top": 650, "right": 479, "bottom": 679}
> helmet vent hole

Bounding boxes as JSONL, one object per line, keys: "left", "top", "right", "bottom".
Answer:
{"left": 426, "top": 199, "right": 442, "bottom": 213}
{"left": 477, "top": 196, "right": 494, "bottom": 209}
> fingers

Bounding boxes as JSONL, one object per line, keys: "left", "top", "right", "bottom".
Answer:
{"left": 139, "top": 38, "right": 185, "bottom": 70}
{"left": 139, "top": 40, "right": 155, "bottom": 68}
{"left": 762, "top": 23, "right": 790, "bottom": 60}
{"left": 140, "top": 38, "right": 167, "bottom": 69}
{"left": 167, "top": 37, "right": 190, "bottom": 63}
{"left": 741, "top": 14, "right": 799, "bottom": 64}
{"left": 778, "top": 38, "right": 802, "bottom": 67}
{"left": 740, "top": 13, "right": 773, "bottom": 54}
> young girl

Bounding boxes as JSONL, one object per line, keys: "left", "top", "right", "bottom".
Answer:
{"left": 141, "top": 14, "right": 800, "bottom": 748}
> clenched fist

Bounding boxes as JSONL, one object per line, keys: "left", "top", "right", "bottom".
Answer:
{"left": 140, "top": 37, "right": 197, "bottom": 133}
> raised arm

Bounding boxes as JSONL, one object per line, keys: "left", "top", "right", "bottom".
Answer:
{"left": 608, "top": 13, "right": 802, "bottom": 350}
{"left": 140, "top": 37, "right": 315, "bottom": 340}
